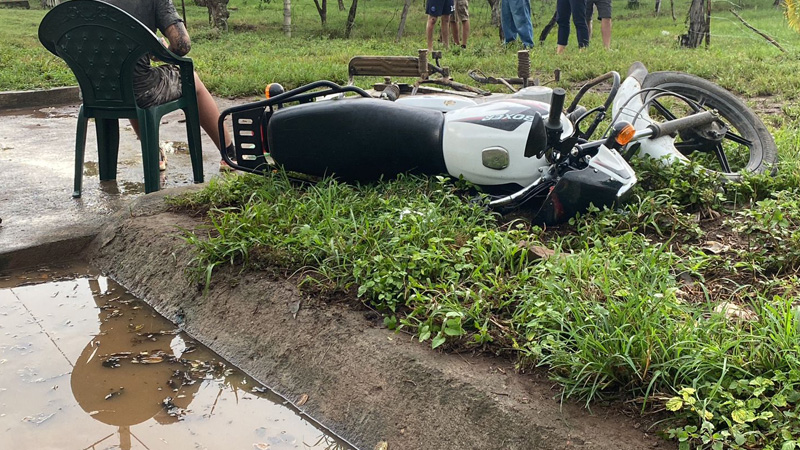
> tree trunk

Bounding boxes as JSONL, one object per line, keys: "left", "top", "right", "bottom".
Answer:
{"left": 283, "top": 0, "right": 292, "bottom": 37}
{"left": 655, "top": 0, "right": 661, "bottom": 14}
{"left": 207, "top": 0, "right": 230, "bottom": 31}
{"left": 680, "top": 0, "right": 710, "bottom": 48}
{"left": 338, "top": 0, "right": 345, "bottom": 11}
{"left": 313, "top": 0, "right": 328, "bottom": 25}
{"left": 671, "top": 0, "right": 676, "bottom": 20}
{"left": 396, "top": 0, "right": 412, "bottom": 42}
{"left": 487, "top": 0, "right": 501, "bottom": 41}
{"left": 345, "top": 0, "right": 358, "bottom": 38}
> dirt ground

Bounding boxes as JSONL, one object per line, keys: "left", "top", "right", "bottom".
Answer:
{"left": 85, "top": 187, "right": 676, "bottom": 450}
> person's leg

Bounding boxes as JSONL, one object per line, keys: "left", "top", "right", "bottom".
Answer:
{"left": 455, "top": 0, "right": 469, "bottom": 47}
{"left": 600, "top": 17, "right": 611, "bottom": 48}
{"left": 441, "top": 0, "right": 453, "bottom": 48}
{"left": 426, "top": 15, "right": 437, "bottom": 52}
{"left": 450, "top": 17, "right": 460, "bottom": 46}
{"left": 511, "top": 0, "right": 534, "bottom": 47}
{"left": 556, "top": 0, "right": 571, "bottom": 52}
{"left": 571, "top": 0, "right": 589, "bottom": 48}
{"left": 501, "top": 0, "right": 518, "bottom": 43}
{"left": 193, "top": 72, "right": 231, "bottom": 152}
{"left": 597, "top": 0, "right": 612, "bottom": 48}
{"left": 440, "top": 15, "right": 450, "bottom": 48}
{"left": 585, "top": 1, "right": 595, "bottom": 39}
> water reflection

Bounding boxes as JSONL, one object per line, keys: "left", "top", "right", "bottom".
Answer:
{"left": 0, "top": 266, "right": 352, "bottom": 450}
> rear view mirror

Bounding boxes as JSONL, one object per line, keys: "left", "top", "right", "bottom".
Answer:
{"left": 524, "top": 113, "right": 547, "bottom": 158}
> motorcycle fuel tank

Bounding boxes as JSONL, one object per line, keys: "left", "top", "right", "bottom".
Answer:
{"left": 441, "top": 99, "right": 573, "bottom": 187}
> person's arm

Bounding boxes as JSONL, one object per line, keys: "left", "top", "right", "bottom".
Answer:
{"left": 163, "top": 22, "right": 191, "bottom": 56}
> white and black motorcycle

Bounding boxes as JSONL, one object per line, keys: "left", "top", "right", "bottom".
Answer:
{"left": 217, "top": 61, "right": 777, "bottom": 224}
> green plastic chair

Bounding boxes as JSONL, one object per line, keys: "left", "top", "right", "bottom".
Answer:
{"left": 38, "top": 0, "right": 204, "bottom": 197}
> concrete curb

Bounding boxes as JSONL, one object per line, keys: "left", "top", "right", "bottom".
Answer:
{"left": 0, "top": 234, "right": 97, "bottom": 273}
{"left": 0, "top": 86, "right": 80, "bottom": 111}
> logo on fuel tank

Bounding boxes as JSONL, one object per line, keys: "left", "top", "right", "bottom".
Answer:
{"left": 456, "top": 100, "right": 549, "bottom": 131}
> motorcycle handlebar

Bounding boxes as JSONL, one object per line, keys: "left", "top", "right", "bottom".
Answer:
{"left": 547, "top": 88, "right": 566, "bottom": 128}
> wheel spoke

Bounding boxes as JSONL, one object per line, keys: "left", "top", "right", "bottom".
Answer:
{"left": 714, "top": 143, "right": 732, "bottom": 173}
{"left": 675, "top": 140, "right": 705, "bottom": 155}
{"left": 651, "top": 99, "right": 678, "bottom": 121}
{"left": 724, "top": 130, "right": 753, "bottom": 147}
{"left": 696, "top": 96, "right": 707, "bottom": 108}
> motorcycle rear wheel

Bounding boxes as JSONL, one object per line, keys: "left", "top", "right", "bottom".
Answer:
{"left": 641, "top": 71, "right": 777, "bottom": 181}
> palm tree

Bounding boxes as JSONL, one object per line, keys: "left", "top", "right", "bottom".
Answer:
{"left": 786, "top": 0, "right": 800, "bottom": 33}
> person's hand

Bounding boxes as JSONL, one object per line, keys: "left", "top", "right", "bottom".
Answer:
{"left": 150, "top": 37, "right": 169, "bottom": 62}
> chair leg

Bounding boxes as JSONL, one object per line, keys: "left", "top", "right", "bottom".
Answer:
{"left": 73, "top": 106, "right": 89, "bottom": 198}
{"left": 183, "top": 105, "right": 204, "bottom": 184}
{"left": 138, "top": 110, "right": 161, "bottom": 194}
{"left": 96, "top": 118, "right": 120, "bottom": 181}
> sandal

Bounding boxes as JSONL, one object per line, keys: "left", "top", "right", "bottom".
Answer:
{"left": 219, "top": 159, "right": 234, "bottom": 172}
{"left": 158, "top": 145, "right": 168, "bottom": 171}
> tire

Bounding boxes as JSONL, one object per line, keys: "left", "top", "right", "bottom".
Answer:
{"left": 641, "top": 71, "right": 777, "bottom": 181}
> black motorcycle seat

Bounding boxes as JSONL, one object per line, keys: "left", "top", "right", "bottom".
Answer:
{"left": 267, "top": 97, "right": 447, "bottom": 181}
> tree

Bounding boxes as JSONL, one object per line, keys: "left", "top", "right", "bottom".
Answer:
{"left": 486, "top": 0, "right": 501, "bottom": 41}
{"left": 680, "top": 0, "right": 710, "bottom": 48}
{"left": 313, "top": 0, "right": 328, "bottom": 26}
{"left": 396, "top": 0, "right": 413, "bottom": 42}
{"left": 345, "top": 0, "right": 358, "bottom": 38}
{"left": 284, "top": 0, "right": 292, "bottom": 36}
{"left": 786, "top": 0, "right": 800, "bottom": 31}
{"left": 194, "top": 0, "right": 230, "bottom": 31}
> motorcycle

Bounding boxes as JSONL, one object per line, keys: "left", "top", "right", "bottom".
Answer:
{"left": 216, "top": 61, "right": 777, "bottom": 225}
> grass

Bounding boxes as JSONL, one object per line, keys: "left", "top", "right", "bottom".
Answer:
{"left": 9, "top": 0, "right": 800, "bottom": 448}
{"left": 5, "top": 0, "right": 800, "bottom": 98}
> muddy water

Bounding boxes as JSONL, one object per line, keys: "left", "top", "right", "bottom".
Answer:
{"left": 0, "top": 264, "right": 353, "bottom": 450}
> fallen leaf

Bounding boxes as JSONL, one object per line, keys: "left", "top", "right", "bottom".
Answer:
{"left": 297, "top": 393, "right": 309, "bottom": 406}
{"left": 701, "top": 240, "right": 730, "bottom": 254}
{"left": 374, "top": 441, "right": 388, "bottom": 450}
{"left": 140, "top": 356, "right": 164, "bottom": 364}
{"left": 253, "top": 443, "right": 270, "bottom": 450}
{"left": 713, "top": 302, "right": 757, "bottom": 321}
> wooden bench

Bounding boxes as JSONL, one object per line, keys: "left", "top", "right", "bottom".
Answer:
{"left": 347, "top": 51, "right": 432, "bottom": 86}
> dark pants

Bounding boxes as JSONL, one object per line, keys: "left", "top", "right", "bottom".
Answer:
{"left": 556, "top": 0, "right": 589, "bottom": 47}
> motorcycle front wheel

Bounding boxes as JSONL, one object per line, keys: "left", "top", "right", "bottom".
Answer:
{"left": 641, "top": 71, "right": 777, "bottom": 181}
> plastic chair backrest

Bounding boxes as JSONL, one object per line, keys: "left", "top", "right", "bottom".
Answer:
{"left": 38, "top": 0, "right": 187, "bottom": 112}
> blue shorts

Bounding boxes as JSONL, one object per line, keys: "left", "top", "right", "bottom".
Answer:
{"left": 426, "top": 0, "right": 454, "bottom": 17}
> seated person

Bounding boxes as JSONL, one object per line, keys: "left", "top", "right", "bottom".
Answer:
{"left": 102, "top": 0, "right": 234, "bottom": 170}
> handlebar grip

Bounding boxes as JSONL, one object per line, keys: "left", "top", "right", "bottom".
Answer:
{"left": 647, "top": 110, "right": 718, "bottom": 139}
{"left": 547, "top": 88, "right": 566, "bottom": 128}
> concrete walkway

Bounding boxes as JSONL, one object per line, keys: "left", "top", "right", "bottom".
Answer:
{"left": 0, "top": 89, "right": 254, "bottom": 269}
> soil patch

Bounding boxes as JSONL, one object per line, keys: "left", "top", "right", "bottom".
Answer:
{"left": 85, "top": 187, "right": 675, "bottom": 450}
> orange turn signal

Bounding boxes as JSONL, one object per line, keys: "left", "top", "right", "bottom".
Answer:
{"left": 614, "top": 124, "right": 636, "bottom": 146}
{"left": 265, "top": 83, "right": 285, "bottom": 99}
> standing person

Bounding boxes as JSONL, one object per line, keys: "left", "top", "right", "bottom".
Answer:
{"left": 586, "top": 0, "right": 612, "bottom": 49}
{"left": 100, "top": 0, "right": 234, "bottom": 170}
{"left": 501, "top": 0, "right": 534, "bottom": 48}
{"left": 556, "top": 0, "right": 589, "bottom": 53}
{"left": 449, "top": 0, "right": 470, "bottom": 49}
{"left": 426, "top": 0, "right": 454, "bottom": 53}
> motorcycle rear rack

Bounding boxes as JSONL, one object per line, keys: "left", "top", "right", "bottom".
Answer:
{"left": 217, "top": 80, "right": 372, "bottom": 176}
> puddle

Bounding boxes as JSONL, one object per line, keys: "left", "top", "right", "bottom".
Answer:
{"left": 0, "top": 264, "right": 354, "bottom": 450}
